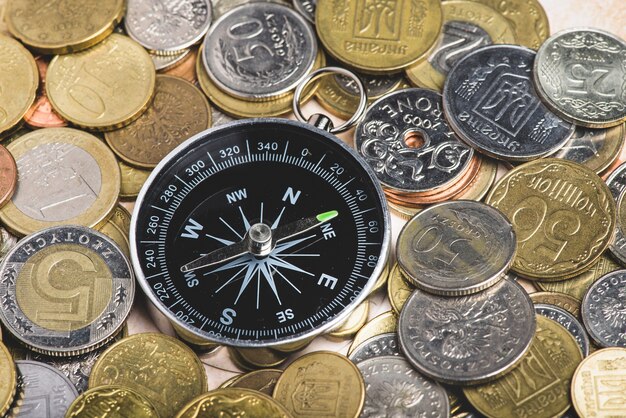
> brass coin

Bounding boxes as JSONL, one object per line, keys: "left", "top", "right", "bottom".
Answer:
{"left": 536, "top": 254, "right": 621, "bottom": 301}
{"left": 0, "top": 36, "right": 38, "bottom": 135}
{"left": 119, "top": 160, "right": 151, "bottom": 200}
{"left": 272, "top": 336, "right": 315, "bottom": 354}
{"left": 219, "top": 374, "right": 241, "bottom": 389}
{"left": 347, "top": 310, "right": 397, "bottom": 356}
{"left": 176, "top": 388, "right": 292, "bottom": 418}
{"left": 66, "top": 385, "right": 159, "bottom": 418}
{"left": 530, "top": 291, "right": 581, "bottom": 318}
{"left": 387, "top": 263, "right": 414, "bottom": 314}
{"left": 274, "top": 351, "right": 364, "bottom": 418}
{"left": 405, "top": 0, "right": 516, "bottom": 92}
{"left": 46, "top": 34, "right": 156, "bottom": 131}
{"left": 316, "top": 0, "right": 443, "bottom": 73}
{"left": 105, "top": 75, "right": 212, "bottom": 169}
{"left": 5, "top": 0, "right": 124, "bottom": 54}
{"left": 172, "top": 322, "right": 221, "bottom": 353}
{"left": 464, "top": 315, "right": 583, "bottom": 418}
{"left": 0, "top": 128, "right": 120, "bottom": 236}
{"left": 369, "top": 260, "right": 390, "bottom": 294}
{"left": 571, "top": 347, "right": 626, "bottom": 417}
{"left": 327, "top": 299, "right": 370, "bottom": 340}
{"left": 0, "top": 341, "right": 16, "bottom": 416}
{"left": 89, "top": 332, "right": 207, "bottom": 417}
{"left": 98, "top": 204, "right": 131, "bottom": 258}
{"left": 486, "top": 159, "right": 616, "bottom": 281}
{"left": 228, "top": 369, "right": 282, "bottom": 396}
{"left": 229, "top": 347, "right": 289, "bottom": 371}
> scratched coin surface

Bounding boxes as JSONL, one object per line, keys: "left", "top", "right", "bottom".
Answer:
{"left": 0, "top": 226, "right": 134, "bottom": 356}
{"left": 397, "top": 201, "right": 516, "bottom": 296}
{"left": 125, "top": 0, "right": 212, "bottom": 53}
{"left": 535, "top": 303, "right": 590, "bottom": 356}
{"left": 355, "top": 88, "right": 474, "bottom": 194}
{"left": 0, "top": 341, "right": 16, "bottom": 417}
{"left": 89, "top": 332, "right": 207, "bottom": 417}
{"left": 356, "top": 356, "right": 449, "bottom": 418}
{"left": 443, "top": 45, "right": 574, "bottom": 161}
{"left": 5, "top": 361, "right": 78, "bottom": 418}
{"left": 66, "top": 385, "right": 159, "bottom": 418}
{"left": 486, "top": 159, "right": 616, "bottom": 280}
{"left": 176, "top": 388, "right": 292, "bottom": 418}
{"left": 534, "top": 28, "right": 626, "bottom": 128}
{"left": 398, "top": 277, "right": 536, "bottom": 385}
{"left": 605, "top": 162, "right": 626, "bottom": 266}
{"left": 105, "top": 75, "right": 211, "bottom": 169}
{"left": 581, "top": 270, "right": 626, "bottom": 348}
{"left": 555, "top": 123, "right": 625, "bottom": 174}
{"left": 0, "top": 128, "right": 120, "bottom": 236}
{"left": 203, "top": 2, "right": 317, "bottom": 99}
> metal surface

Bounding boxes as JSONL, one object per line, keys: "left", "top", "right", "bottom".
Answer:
{"left": 581, "top": 270, "right": 626, "bottom": 348}
{"left": 535, "top": 303, "right": 589, "bottom": 356}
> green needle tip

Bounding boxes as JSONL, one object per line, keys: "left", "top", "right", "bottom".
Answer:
{"left": 317, "top": 210, "right": 338, "bottom": 223}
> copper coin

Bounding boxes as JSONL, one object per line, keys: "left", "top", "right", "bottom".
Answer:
{"left": 0, "top": 145, "right": 17, "bottom": 208}
{"left": 161, "top": 47, "right": 198, "bottom": 85}
{"left": 23, "top": 57, "right": 66, "bottom": 128}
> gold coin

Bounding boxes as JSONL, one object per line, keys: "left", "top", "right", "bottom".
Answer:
{"left": 0, "top": 128, "right": 120, "bottom": 236}
{"left": 176, "top": 388, "right": 292, "bottom": 418}
{"left": 197, "top": 46, "right": 323, "bottom": 119}
{"left": 272, "top": 336, "right": 315, "bottom": 354}
{"left": 486, "top": 159, "right": 616, "bottom": 281}
{"left": 105, "top": 75, "right": 212, "bottom": 169}
{"left": 228, "top": 369, "right": 282, "bottom": 396}
{"left": 98, "top": 204, "right": 131, "bottom": 258}
{"left": 119, "top": 160, "right": 151, "bottom": 200}
{"left": 405, "top": 1, "right": 516, "bottom": 91}
{"left": 468, "top": 0, "right": 549, "bottom": 49}
{"left": 571, "top": 347, "right": 626, "bottom": 417}
{"left": 274, "top": 351, "right": 364, "bottom": 418}
{"left": 171, "top": 322, "right": 221, "bottom": 352}
{"left": 219, "top": 374, "right": 241, "bottom": 389}
{"left": 89, "top": 332, "right": 207, "bottom": 417}
{"left": 229, "top": 347, "right": 288, "bottom": 371}
{"left": 66, "top": 385, "right": 159, "bottom": 418}
{"left": 327, "top": 299, "right": 370, "bottom": 340}
{"left": 530, "top": 291, "right": 581, "bottom": 318}
{"left": 46, "top": 34, "right": 156, "bottom": 131}
{"left": 0, "top": 341, "right": 16, "bottom": 416}
{"left": 347, "top": 310, "right": 397, "bottom": 356}
{"left": 536, "top": 254, "right": 621, "bottom": 301}
{"left": 388, "top": 263, "right": 415, "bottom": 314}
{"left": 0, "top": 36, "right": 38, "bottom": 135}
{"left": 370, "top": 260, "right": 390, "bottom": 294}
{"left": 464, "top": 315, "right": 583, "bottom": 418}
{"left": 316, "top": 0, "right": 443, "bottom": 73}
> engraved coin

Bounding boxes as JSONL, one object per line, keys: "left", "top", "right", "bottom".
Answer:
{"left": 176, "top": 388, "right": 292, "bottom": 418}
{"left": 0, "top": 226, "right": 134, "bottom": 356}
{"left": 203, "top": 2, "right": 317, "bottom": 99}
{"left": 530, "top": 291, "right": 582, "bottom": 318}
{"left": 46, "top": 34, "right": 156, "bottom": 131}
{"left": 227, "top": 369, "right": 282, "bottom": 396}
{"left": 486, "top": 159, "right": 616, "bottom": 280}
{"left": 316, "top": 0, "right": 443, "bottom": 73}
{"left": 98, "top": 205, "right": 131, "bottom": 258}
{"left": 581, "top": 270, "right": 626, "bottom": 348}
{"left": 606, "top": 162, "right": 626, "bottom": 266}
{"left": 66, "top": 385, "right": 159, "bottom": 418}
{"left": 6, "top": 361, "right": 78, "bottom": 418}
{"left": 571, "top": 347, "right": 626, "bottom": 418}
{"left": 105, "top": 75, "right": 211, "bottom": 169}
{"left": 444, "top": 45, "right": 575, "bottom": 161}
{"left": 387, "top": 263, "right": 415, "bottom": 314}
{"left": 0, "top": 144, "right": 16, "bottom": 209}
{"left": 397, "top": 201, "right": 516, "bottom": 296}
{"left": 5, "top": 0, "right": 124, "bottom": 54}
{"left": 0, "top": 341, "right": 16, "bottom": 416}
{"left": 555, "top": 123, "right": 625, "bottom": 174}
{"left": 125, "top": 0, "right": 212, "bottom": 53}
{"left": 405, "top": 1, "right": 516, "bottom": 92}
{"left": 23, "top": 57, "right": 67, "bottom": 129}
{"left": 293, "top": 0, "right": 316, "bottom": 24}
{"left": 464, "top": 315, "right": 583, "bottom": 418}
{"left": 0, "top": 128, "right": 120, "bottom": 236}
{"left": 355, "top": 88, "right": 474, "bottom": 194}
{"left": 0, "top": 227, "right": 18, "bottom": 262}
{"left": 348, "top": 311, "right": 397, "bottom": 356}
{"left": 534, "top": 28, "right": 626, "bottom": 128}
{"left": 356, "top": 356, "right": 449, "bottom": 418}
{"left": 119, "top": 161, "right": 151, "bottom": 200}
{"left": 348, "top": 333, "right": 400, "bottom": 364}
{"left": 0, "top": 36, "right": 38, "bottom": 135}
{"left": 399, "top": 277, "right": 536, "bottom": 385}
{"left": 535, "top": 303, "right": 590, "bottom": 356}
{"left": 89, "top": 332, "right": 207, "bottom": 417}
{"left": 274, "top": 351, "right": 365, "bottom": 418}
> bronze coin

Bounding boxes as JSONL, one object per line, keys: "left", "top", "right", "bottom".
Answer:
{"left": 0, "top": 145, "right": 17, "bottom": 209}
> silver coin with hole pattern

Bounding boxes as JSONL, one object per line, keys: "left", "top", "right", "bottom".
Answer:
{"left": 293, "top": 0, "right": 316, "bottom": 24}
{"left": 348, "top": 333, "right": 400, "bottom": 364}
{"left": 605, "top": 163, "right": 626, "bottom": 266}
{"left": 582, "top": 270, "right": 626, "bottom": 348}
{"left": 535, "top": 303, "right": 589, "bottom": 356}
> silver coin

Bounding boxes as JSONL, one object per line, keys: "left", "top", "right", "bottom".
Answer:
{"left": 211, "top": 0, "right": 291, "bottom": 21}
{"left": 356, "top": 356, "right": 450, "bottom": 418}
{"left": 534, "top": 303, "right": 589, "bottom": 356}
{"left": 554, "top": 124, "right": 624, "bottom": 173}
{"left": 396, "top": 201, "right": 516, "bottom": 296}
{"left": 581, "top": 270, "right": 626, "bottom": 348}
{"left": 534, "top": 28, "right": 626, "bottom": 128}
{"left": 348, "top": 332, "right": 400, "bottom": 364}
{"left": 202, "top": 2, "right": 317, "bottom": 99}
{"left": 125, "top": 0, "right": 212, "bottom": 53}
{"left": 211, "top": 106, "right": 235, "bottom": 126}
{"left": 443, "top": 45, "right": 575, "bottom": 161}
{"left": 0, "top": 226, "right": 135, "bottom": 356}
{"left": 430, "top": 21, "right": 491, "bottom": 76}
{"left": 293, "top": 0, "right": 316, "bottom": 24}
{"left": 398, "top": 277, "right": 536, "bottom": 385}
{"left": 0, "top": 227, "right": 18, "bottom": 261}
{"left": 150, "top": 48, "right": 192, "bottom": 71}
{"left": 7, "top": 361, "right": 78, "bottom": 418}
{"left": 605, "top": 162, "right": 626, "bottom": 266}
{"left": 354, "top": 88, "right": 474, "bottom": 194}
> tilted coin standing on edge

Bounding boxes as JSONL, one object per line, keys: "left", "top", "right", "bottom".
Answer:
{"left": 66, "top": 385, "right": 159, "bottom": 418}
{"left": 534, "top": 28, "right": 626, "bottom": 128}
{"left": 176, "top": 388, "right": 292, "bottom": 418}
{"left": 443, "top": 45, "right": 575, "bottom": 161}
{"left": 0, "top": 226, "right": 134, "bottom": 356}
{"left": 535, "top": 303, "right": 590, "bottom": 356}
{"left": 581, "top": 270, "right": 626, "bottom": 348}
{"left": 348, "top": 333, "right": 400, "bottom": 364}
{"left": 396, "top": 201, "right": 516, "bottom": 296}
{"left": 398, "top": 277, "right": 536, "bottom": 385}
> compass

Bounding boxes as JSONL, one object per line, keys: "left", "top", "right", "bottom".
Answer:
{"left": 130, "top": 119, "right": 390, "bottom": 347}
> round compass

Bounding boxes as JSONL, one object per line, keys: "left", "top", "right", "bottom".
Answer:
{"left": 131, "top": 119, "right": 390, "bottom": 347}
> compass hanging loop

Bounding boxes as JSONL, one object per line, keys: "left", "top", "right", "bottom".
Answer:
{"left": 293, "top": 67, "right": 368, "bottom": 135}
